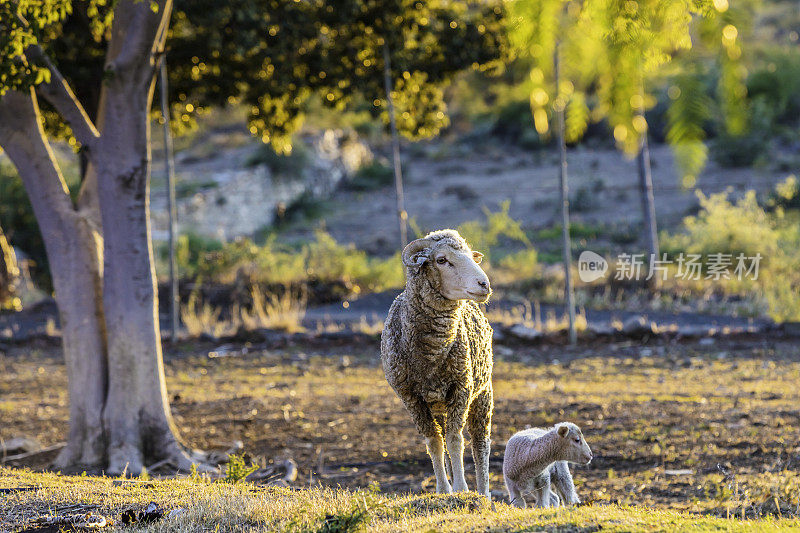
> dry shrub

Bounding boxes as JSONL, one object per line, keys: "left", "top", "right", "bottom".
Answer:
{"left": 181, "top": 286, "right": 307, "bottom": 337}
{"left": 239, "top": 286, "right": 307, "bottom": 333}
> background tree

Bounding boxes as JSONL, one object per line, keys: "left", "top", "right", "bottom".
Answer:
{"left": 584, "top": 0, "right": 700, "bottom": 284}
{"left": 587, "top": 0, "right": 752, "bottom": 279}
{"left": 0, "top": 0, "right": 504, "bottom": 474}
{"left": 508, "top": 0, "right": 750, "bottom": 295}
{"left": 168, "top": 0, "right": 504, "bottom": 248}
{"left": 508, "top": 0, "right": 590, "bottom": 344}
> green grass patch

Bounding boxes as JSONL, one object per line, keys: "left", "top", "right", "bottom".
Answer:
{"left": 175, "top": 180, "right": 219, "bottom": 199}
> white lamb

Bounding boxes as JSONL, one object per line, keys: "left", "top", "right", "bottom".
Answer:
{"left": 503, "top": 422, "right": 593, "bottom": 508}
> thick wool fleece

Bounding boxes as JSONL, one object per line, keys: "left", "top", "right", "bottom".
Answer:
{"left": 503, "top": 424, "right": 582, "bottom": 508}
{"left": 381, "top": 230, "right": 494, "bottom": 496}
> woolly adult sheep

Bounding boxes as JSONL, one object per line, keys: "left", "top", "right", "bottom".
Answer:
{"left": 503, "top": 422, "right": 593, "bottom": 508}
{"left": 381, "top": 229, "right": 494, "bottom": 497}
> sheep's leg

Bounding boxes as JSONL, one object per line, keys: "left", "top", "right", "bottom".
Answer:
{"left": 425, "top": 434, "right": 452, "bottom": 494}
{"left": 445, "top": 395, "right": 470, "bottom": 492}
{"left": 549, "top": 491, "right": 562, "bottom": 507}
{"left": 445, "top": 431, "right": 468, "bottom": 492}
{"left": 444, "top": 450, "right": 453, "bottom": 481}
{"left": 435, "top": 414, "right": 453, "bottom": 481}
{"left": 404, "top": 395, "right": 452, "bottom": 493}
{"left": 467, "top": 387, "right": 493, "bottom": 498}
{"left": 550, "top": 461, "right": 580, "bottom": 505}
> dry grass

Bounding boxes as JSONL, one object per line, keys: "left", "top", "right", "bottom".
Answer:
{"left": 239, "top": 287, "right": 307, "bottom": 333}
{"left": 181, "top": 298, "right": 238, "bottom": 338}
{"left": 181, "top": 287, "right": 307, "bottom": 337}
{"left": 314, "top": 314, "right": 384, "bottom": 336}
{"left": 3, "top": 338, "right": 800, "bottom": 524}
{"left": 484, "top": 301, "right": 588, "bottom": 332}
{"left": 2, "top": 467, "right": 799, "bottom": 532}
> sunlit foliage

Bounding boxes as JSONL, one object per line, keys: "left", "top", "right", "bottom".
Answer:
{"left": 2, "top": 1, "right": 505, "bottom": 152}
{"left": 507, "top": 0, "right": 752, "bottom": 183}
{"left": 168, "top": 0, "right": 506, "bottom": 151}
{"left": 662, "top": 182, "right": 800, "bottom": 321}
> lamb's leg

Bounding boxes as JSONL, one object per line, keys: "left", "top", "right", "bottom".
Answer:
{"left": 550, "top": 461, "right": 580, "bottom": 505}
{"left": 445, "top": 393, "right": 470, "bottom": 492}
{"left": 467, "top": 387, "right": 493, "bottom": 498}
{"left": 404, "top": 395, "right": 452, "bottom": 494}
{"left": 505, "top": 475, "right": 526, "bottom": 508}
{"left": 548, "top": 491, "right": 561, "bottom": 507}
{"left": 435, "top": 414, "right": 453, "bottom": 481}
{"left": 532, "top": 473, "right": 552, "bottom": 508}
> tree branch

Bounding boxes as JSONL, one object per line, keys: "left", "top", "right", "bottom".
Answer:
{"left": 25, "top": 45, "right": 101, "bottom": 150}
{"left": 0, "top": 89, "right": 78, "bottom": 219}
{"left": 9, "top": 5, "right": 100, "bottom": 149}
{"left": 104, "top": 0, "right": 173, "bottom": 85}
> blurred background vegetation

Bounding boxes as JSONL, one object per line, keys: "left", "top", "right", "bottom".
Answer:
{"left": 1, "top": 0, "right": 799, "bottom": 328}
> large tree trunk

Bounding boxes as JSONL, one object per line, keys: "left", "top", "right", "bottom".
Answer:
{"left": 0, "top": 0, "right": 190, "bottom": 475}
{"left": 91, "top": 0, "right": 190, "bottom": 475}
{"left": 93, "top": 86, "right": 189, "bottom": 475}
{"left": 0, "top": 90, "right": 108, "bottom": 470}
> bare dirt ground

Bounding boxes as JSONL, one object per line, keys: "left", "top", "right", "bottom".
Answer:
{"left": 2, "top": 336, "right": 799, "bottom": 517}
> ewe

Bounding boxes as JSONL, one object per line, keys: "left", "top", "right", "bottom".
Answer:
{"left": 381, "top": 229, "right": 494, "bottom": 497}
{"left": 503, "top": 422, "right": 593, "bottom": 508}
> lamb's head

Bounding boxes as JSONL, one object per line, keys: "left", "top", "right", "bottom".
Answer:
{"left": 555, "top": 422, "right": 593, "bottom": 465}
{"left": 402, "top": 229, "right": 491, "bottom": 303}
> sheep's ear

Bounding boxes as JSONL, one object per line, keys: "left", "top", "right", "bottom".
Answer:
{"left": 402, "top": 238, "right": 434, "bottom": 269}
{"left": 557, "top": 425, "right": 569, "bottom": 438}
{"left": 472, "top": 251, "right": 484, "bottom": 264}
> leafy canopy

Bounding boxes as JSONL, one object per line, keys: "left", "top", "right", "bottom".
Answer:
{"left": 164, "top": 0, "right": 505, "bottom": 151}
{"left": 1, "top": 0, "right": 505, "bottom": 152}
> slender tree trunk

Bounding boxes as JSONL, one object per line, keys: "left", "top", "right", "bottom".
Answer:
{"left": 554, "top": 45, "right": 576, "bottom": 345}
{"left": 382, "top": 44, "right": 408, "bottom": 248}
{"left": 0, "top": 90, "right": 108, "bottom": 470}
{"left": 160, "top": 59, "right": 179, "bottom": 342}
{"left": 637, "top": 133, "right": 660, "bottom": 289}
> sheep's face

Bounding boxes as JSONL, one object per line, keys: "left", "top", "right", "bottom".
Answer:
{"left": 557, "top": 423, "right": 593, "bottom": 465}
{"left": 431, "top": 245, "right": 492, "bottom": 303}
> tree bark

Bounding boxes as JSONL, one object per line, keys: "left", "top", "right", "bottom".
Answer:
{"left": 382, "top": 44, "right": 408, "bottom": 248}
{"left": 91, "top": 0, "right": 190, "bottom": 475}
{"left": 0, "top": 89, "right": 108, "bottom": 470}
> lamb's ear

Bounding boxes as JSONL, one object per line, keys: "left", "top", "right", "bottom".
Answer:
{"left": 557, "top": 425, "right": 569, "bottom": 438}
{"left": 472, "top": 251, "right": 484, "bottom": 264}
{"left": 402, "top": 238, "right": 434, "bottom": 270}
